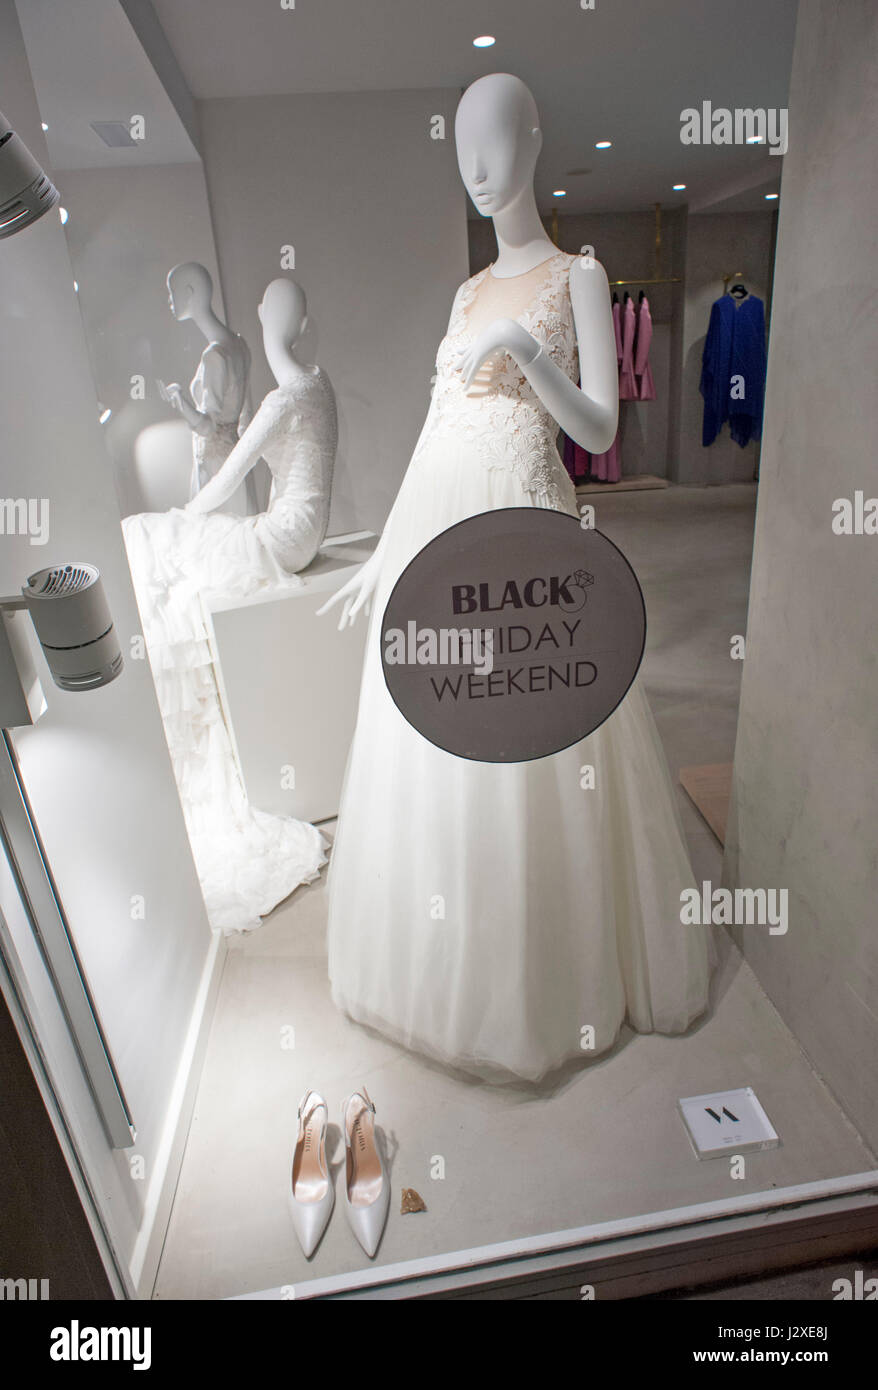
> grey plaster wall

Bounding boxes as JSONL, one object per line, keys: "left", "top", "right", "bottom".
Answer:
{"left": 724, "top": 0, "right": 878, "bottom": 1151}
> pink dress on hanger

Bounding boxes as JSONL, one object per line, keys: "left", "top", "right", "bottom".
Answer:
{"left": 635, "top": 296, "right": 657, "bottom": 401}
{"left": 618, "top": 296, "right": 638, "bottom": 400}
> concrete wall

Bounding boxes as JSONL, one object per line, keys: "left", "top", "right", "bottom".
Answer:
{"left": 724, "top": 0, "right": 878, "bottom": 1150}
{"left": 0, "top": 0, "right": 213, "bottom": 1272}
{"left": 199, "top": 88, "right": 470, "bottom": 536}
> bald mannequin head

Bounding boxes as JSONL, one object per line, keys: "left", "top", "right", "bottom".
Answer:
{"left": 167, "top": 261, "right": 214, "bottom": 321}
{"left": 258, "top": 277, "right": 308, "bottom": 345}
{"left": 455, "top": 74, "right": 543, "bottom": 219}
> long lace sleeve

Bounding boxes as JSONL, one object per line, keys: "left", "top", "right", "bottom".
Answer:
{"left": 188, "top": 393, "right": 288, "bottom": 513}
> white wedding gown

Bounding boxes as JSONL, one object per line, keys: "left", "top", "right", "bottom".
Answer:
{"left": 123, "top": 371, "right": 337, "bottom": 933}
{"left": 327, "top": 251, "right": 711, "bottom": 1081}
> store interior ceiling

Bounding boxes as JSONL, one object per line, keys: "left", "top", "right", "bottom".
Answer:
{"left": 147, "top": 0, "right": 798, "bottom": 214}
{"left": 19, "top": 0, "right": 797, "bottom": 210}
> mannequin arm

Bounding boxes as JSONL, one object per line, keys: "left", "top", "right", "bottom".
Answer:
{"left": 187, "top": 401, "right": 282, "bottom": 513}
{"left": 456, "top": 258, "right": 618, "bottom": 454}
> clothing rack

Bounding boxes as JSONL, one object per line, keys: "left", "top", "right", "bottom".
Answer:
{"left": 609, "top": 276, "right": 682, "bottom": 286}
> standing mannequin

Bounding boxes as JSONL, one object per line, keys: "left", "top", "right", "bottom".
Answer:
{"left": 321, "top": 74, "right": 711, "bottom": 1082}
{"left": 159, "top": 261, "right": 256, "bottom": 512}
{"left": 122, "top": 276, "right": 336, "bottom": 934}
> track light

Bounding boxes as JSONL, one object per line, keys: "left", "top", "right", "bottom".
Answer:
{"left": 0, "top": 107, "right": 60, "bottom": 240}
{"left": 1, "top": 565, "right": 123, "bottom": 724}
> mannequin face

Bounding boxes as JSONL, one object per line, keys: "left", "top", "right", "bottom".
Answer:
{"left": 167, "top": 263, "right": 212, "bottom": 321}
{"left": 455, "top": 74, "right": 542, "bottom": 218}
{"left": 167, "top": 272, "right": 191, "bottom": 321}
{"left": 259, "top": 279, "right": 307, "bottom": 347}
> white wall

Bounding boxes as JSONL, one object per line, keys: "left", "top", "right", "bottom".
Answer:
{"left": 0, "top": 0, "right": 213, "bottom": 1273}
{"left": 198, "top": 88, "right": 470, "bottom": 535}
{"left": 58, "top": 161, "right": 226, "bottom": 516}
{"left": 724, "top": 0, "right": 878, "bottom": 1150}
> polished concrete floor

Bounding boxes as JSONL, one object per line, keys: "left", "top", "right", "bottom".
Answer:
{"left": 153, "top": 484, "right": 876, "bottom": 1300}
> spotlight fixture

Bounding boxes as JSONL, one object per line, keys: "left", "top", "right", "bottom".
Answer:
{"left": 552, "top": 189, "right": 567, "bottom": 197}
{"left": 765, "top": 192, "right": 779, "bottom": 200}
{"left": 0, "top": 108, "right": 60, "bottom": 239}
{"left": 595, "top": 140, "right": 612, "bottom": 149}
{"left": 473, "top": 36, "right": 495, "bottom": 48}
{"left": 0, "top": 564, "right": 123, "bottom": 719}
{"left": 673, "top": 183, "right": 686, "bottom": 191}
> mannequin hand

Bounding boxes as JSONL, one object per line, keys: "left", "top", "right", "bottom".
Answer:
{"left": 162, "top": 382, "right": 184, "bottom": 410}
{"left": 456, "top": 317, "right": 539, "bottom": 389}
{"left": 316, "top": 553, "right": 380, "bottom": 630}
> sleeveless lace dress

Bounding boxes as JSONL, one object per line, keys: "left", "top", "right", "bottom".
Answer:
{"left": 122, "top": 371, "right": 337, "bottom": 933}
{"left": 327, "top": 252, "right": 711, "bottom": 1081}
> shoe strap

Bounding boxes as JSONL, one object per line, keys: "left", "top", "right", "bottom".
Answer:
{"left": 297, "top": 1089, "right": 325, "bottom": 1123}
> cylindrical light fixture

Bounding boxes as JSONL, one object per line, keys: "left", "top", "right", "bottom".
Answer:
{"left": 0, "top": 108, "right": 60, "bottom": 240}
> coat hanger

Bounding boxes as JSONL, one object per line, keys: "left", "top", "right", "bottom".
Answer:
{"left": 612, "top": 290, "right": 619, "bottom": 305}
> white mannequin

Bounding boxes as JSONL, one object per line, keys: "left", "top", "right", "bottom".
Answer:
{"left": 186, "top": 277, "right": 337, "bottom": 576}
{"left": 120, "top": 275, "right": 335, "bottom": 932}
{"left": 159, "top": 260, "right": 255, "bottom": 507}
{"left": 321, "top": 72, "right": 618, "bottom": 628}
{"left": 322, "top": 74, "right": 710, "bottom": 1080}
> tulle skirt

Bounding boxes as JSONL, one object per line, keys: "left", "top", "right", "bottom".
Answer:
{"left": 326, "top": 441, "right": 711, "bottom": 1081}
{"left": 123, "top": 508, "right": 326, "bottom": 934}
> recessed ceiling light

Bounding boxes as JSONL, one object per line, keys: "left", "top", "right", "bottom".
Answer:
{"left": 595, "top": 140, "right": 612, "bottom": 149}
{"left": 673, "top": 183, "right": 686, "bottom": 191}
{"left": 59, "top": 206, "right": 69, "bottom": 225}
{"left": 473, "top": 35, "right": 495, "bottom": 48}
{"left": 765, "top": 192, "right": 779, "bottom": 200}
{"left": 553, "top": 189, "right": 567, "bottom": 197}
{"left": 41, "top": 122, "right": 49, "bottom": 132}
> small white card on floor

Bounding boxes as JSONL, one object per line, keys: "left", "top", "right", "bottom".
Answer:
{"left": 678, "top": 1087, "right": 779, "bottom": 1159}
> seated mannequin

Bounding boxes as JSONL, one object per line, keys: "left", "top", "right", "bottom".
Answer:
{"left": 159, "top": 261, "right": 256, "bottom": 510}
{"left": 185, "top": 276, "right": 337, "bottom": 574}
{"left": 121, "top": 277, "right": 336, "bottom": 933}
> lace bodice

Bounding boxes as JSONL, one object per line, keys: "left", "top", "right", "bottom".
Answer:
{"left": 411, "top": 250, "right": 580, "bottom": 508}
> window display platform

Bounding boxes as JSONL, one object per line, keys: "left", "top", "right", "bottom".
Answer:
{"left": 151, "top": 486, "right": 876, "bottom": 1299}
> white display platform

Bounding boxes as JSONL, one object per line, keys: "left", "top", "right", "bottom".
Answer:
{"left": 206, "top": 531, "right": 377, "bottom": 824}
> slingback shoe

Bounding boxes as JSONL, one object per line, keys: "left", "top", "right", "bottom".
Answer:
{"left": 341, "top": 1087, "right": 390, "bottom": 1258}
{"left": 288, "top": 1089, "right": 334, "bottom": 1257}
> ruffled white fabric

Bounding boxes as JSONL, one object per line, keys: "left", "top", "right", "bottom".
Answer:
{"left": 123, "top": 507, "right": 327, "bottom": 934}
{"left": 327, "top": 253, "right": 712, "bottom": 1081}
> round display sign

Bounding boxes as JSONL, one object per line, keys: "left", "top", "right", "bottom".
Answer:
{"left": 380, "top": 508, "right": 646, "bottom": 762}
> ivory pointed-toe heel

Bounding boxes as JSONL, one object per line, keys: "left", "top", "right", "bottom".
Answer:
{"left": 288, "top": 1089, "right": 334, "bottom": 1258}
{"left": 341, "top": 1087, "right": 389, "bottom": 1258}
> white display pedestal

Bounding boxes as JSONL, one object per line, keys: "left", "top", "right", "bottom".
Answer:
{"left": 205, "top": 532, "right": 377, "bottom": 824}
